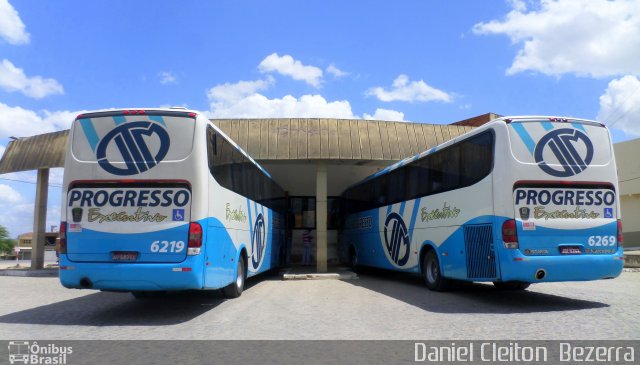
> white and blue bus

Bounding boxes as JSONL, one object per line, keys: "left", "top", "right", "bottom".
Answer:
{"left": 340, "top": 116, "right": 624, "bottom": 291}
{"left": 59, "top": 108, "right": 285, "bottom": 298}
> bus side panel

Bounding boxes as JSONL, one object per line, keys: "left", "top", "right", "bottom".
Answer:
{"left": 204, "top": 221, "right": 236, "bottom": 289}
{"left": 245, "top": 201, "right": 273, "bottom": 277}
{"left": 343, "top": 211, "right": 380, "bottom": 268}
{"left": 205, "top": 182, "right": 278, "bottom": 288}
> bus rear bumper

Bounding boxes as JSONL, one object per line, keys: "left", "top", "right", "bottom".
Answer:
{"left": 498, "top": 248, "right": 624, "bottom": 283}
{"left": 58, "top": 255, "right": 204, "bottom": 291}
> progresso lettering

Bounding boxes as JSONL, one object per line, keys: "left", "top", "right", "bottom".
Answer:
{"left": 514, "top": 189, "right": 614, "bottom": 206}
{"left": 68, "top": 189, "right": 190, "bottom": 207}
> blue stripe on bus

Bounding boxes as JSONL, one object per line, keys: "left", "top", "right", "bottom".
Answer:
{"left": 148, "top": 115, "right": 166, "bottom": 126}
{"left": 386, "top": 204, "right": 393, "bottom": 217}
{"left": 399, "top": 201, "right": 406, "bottom": 215}
{"left": 540, "top": 121, "right": 554, "bottom": 131}
{"left": 113, "top": 116, "right": 127, "bottom": 125}
{"left": 409, "top": 198, "right": 421, "bottom": 232}
{"left": 510, "top": 123, "right": 535, "bottom": 154}
{"left": 78, "top": 119, "right": 99, "bottom": 151}
{"left": 246, "top": 198, "right": 253, "bottom": 234}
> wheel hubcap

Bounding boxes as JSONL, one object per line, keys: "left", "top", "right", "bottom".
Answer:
{"left": 236, "top": 261, "right": 244, "bottom": 289}
{"left": 426, "top": 258, "right": 438, "bottom": 283}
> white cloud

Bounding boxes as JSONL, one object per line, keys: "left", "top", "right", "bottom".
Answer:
{"left": 206, "top": 77, "right": 273, "bottom": 104}
{"left": 326, "top": 64, "right": 349, "bottom": 78}
{"left": 208, "top": 91, "right": 355, "bottom": 119}
{"left": 0, "top": 144, "right": 5, "bottom": 157}
{"left": 0, "top": 0, "right": 29, "bottom": 45}
{"left": 258, "top": 53, "right": 323, "bottom": 87}
{"left": 159, "top": 71, "right": 177, "bottom": 85}
{"left": 0, "top": 59, "right": 64, "bottom": 98}
{"left": 207, "top": 78, "right": 355, "bottom": 119}
{"left": 0, "top": 102, "right": 77, "bottom": 139}
{"left": 597, "top": 75, "right": 640, "bottom": 136}
{"left": 0, "top": 183, "right": 21, "bottom": 203}
{"left": 363, "top": 108, "right": 406, "bottom": 122}
{"left": 207, "top": 77, "right": 411, "bottom": 121}
{"left": 366, "top": 74, "right": 453, "bottom": 103}
{"left": 473, "top": 0, "right": 640, "bottom": 77}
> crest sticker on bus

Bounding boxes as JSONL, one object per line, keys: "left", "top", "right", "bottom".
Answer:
{"left": 384, "top": 212, "right": 411, "bottom": 267}
{"left": 534, "top": 128, "right": 594, "bottom": 177}
{"left": 96, "top": 121, "right": 171, "bottom": 176}
{"left": 251, "top": 213, "right": 266, "bottom": 271}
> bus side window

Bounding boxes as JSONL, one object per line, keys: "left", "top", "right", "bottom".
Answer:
{"left": 460, "top": 132, "right": 493, "bottom": 186}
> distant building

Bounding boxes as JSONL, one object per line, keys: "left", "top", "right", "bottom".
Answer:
{"left": 450, "top": 112, "right": 502, "bottom": 127}
{"left": 15, "top": 231, "right": 58, "bottom": 260}
{"left": 614, "top": 138, "right": 640, "bottom": 246}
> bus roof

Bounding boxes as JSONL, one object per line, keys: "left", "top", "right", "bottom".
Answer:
{"left": 72, "top": 107, "right": 273, "bottom": 179}
{"left": 345, "top": 115, "right": 607, "bottom": 192}
{"left": 76, "top": 107, "right": 201, "bottom": 120}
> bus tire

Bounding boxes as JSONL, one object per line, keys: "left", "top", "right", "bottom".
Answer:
{"left": 223, "top": 257, "right": 245, "bottom": 298}
{"left": 423, "top": 250, "right": 452, "bottom": 291}
{"left": 493, "top": 281, "right": 530, "bottom": 290}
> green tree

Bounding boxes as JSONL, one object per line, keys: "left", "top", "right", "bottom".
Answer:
{"left": 0, "top": 225, "right": 16, "bottom": 255}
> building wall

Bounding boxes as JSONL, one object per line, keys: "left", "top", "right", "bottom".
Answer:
{"left": 621, "top": 195, "right": 640, "bottom": 246}
{"left": 614, "top": 138, "right": 640, "bottom": 247}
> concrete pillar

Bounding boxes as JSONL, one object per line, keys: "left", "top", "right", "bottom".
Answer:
{"left": 316, "top": 161, "right": 328, "bottom": 272}
{"left": 31, "top": 168, "right": 49, "bottom": 270}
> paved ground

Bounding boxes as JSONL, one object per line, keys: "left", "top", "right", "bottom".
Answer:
{"left": 0, "top": 270, "right": 638, "bottom": 340}
{"left": 0, "top": 260, "right": 58, "bottom": 270}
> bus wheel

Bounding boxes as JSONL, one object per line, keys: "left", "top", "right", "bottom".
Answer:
{"left": 423, "top": 250, "right": 451, "bottom": 291}
{"left": 223, "top": 257, "right": 245, "bottom": 298}
{"left": 493, "top": 281, "right": 530, "bottom": 290}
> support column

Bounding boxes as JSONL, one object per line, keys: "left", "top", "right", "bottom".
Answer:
{"left": 31, "top": 168, "right": 49, "bottom": 270}
{"left": 316, "top": 161, "right": 328, "bottom": 273}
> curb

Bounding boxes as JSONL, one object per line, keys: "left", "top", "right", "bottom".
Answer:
{"left": 624, "top": 253, "right": 640, "bottom": 268}
{"left": 281, "top": 270, "right": 358, "bottom": 281}
{"left": 0, "top": 269, "right": 58, "bottom": 277}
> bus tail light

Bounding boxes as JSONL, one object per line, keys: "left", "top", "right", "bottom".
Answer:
{"left": 502, "top": 219, "right": 519, "bottom": 249}
{"left": 187, "top": 222, "right": 203, "bottom": 256}
{"left": 617, "top": 219, "right": 623, "bottom": 245}
{"left": 59, "top": 222, "right": 67, "bottom": 254}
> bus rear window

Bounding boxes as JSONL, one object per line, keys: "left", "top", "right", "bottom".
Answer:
{"left": 508, "top": 121, "right": 612, "bottom": 168}
{"left": 71, "top": 113, "right": 195, "bottom": 165}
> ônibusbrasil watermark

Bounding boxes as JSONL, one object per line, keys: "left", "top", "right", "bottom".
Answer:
{"left": 8, "top": 341, "right": 73, "bottom": 365}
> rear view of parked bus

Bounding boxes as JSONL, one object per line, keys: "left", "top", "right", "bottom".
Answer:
{"left": 59, "top": 109, "right": 285, "bottom": 298}
{"left": 340, "top": 116, "right": 623, "bottom": 291}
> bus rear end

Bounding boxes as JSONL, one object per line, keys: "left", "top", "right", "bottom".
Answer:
{"left": 59, "top": 109, "right": 206, "bottom": 292}
{"left": 497, "top": 117, "right": 624, "bottom": 284}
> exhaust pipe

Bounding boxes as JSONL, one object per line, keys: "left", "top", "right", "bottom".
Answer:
{"left": 79, "top": 277, "right": 93, "bottom": 289}
{"left": 535, "top": 269, "right": 546, "bottom": 280}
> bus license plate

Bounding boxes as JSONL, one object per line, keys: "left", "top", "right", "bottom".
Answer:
{"left": 560, "top": 247, "right": 581, "bottom": 255}
{"left": 111, "top": 252, "right": 138, "bottom": 261}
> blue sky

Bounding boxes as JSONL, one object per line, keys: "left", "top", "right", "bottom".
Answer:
{"left": 0, "top": 0, "right": 639, "bottom": 237}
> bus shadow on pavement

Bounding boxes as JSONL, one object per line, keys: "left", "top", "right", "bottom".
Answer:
{"left": 349, "top": 268, "right": 609, "bottom": 314}
{"left": 0, "top": 274, "right": 271, "bottom": 327}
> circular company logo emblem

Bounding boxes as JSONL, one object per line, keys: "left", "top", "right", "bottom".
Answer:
{"left": 534, "top": 128, "right": 593, "bottom": 177}
{"left": 251, "top": 213, "right": 266, "bottom": 270}
{"left": 96, "top": 121, "right": 170, "bottom": 176}
{"left": 384, "top": 212, "right": 411, "bottom": 266}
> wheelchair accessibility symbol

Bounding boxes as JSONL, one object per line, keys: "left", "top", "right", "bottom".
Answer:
{"left": 172, "top": 209, "right": 185, "bottom": 221}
